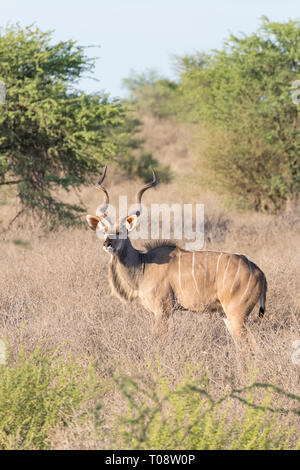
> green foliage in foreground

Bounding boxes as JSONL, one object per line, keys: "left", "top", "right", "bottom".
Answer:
{"left": 0, "top": 345, "right": 98, "bottom": 449}
{"left": 0, "top": 345, "right": 299, "bottom": 450}
{"left": 114, "top": 371, "right": 300, "bottom": 450}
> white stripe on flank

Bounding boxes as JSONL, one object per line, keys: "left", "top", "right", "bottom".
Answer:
{"left": 223, "top": 256, "right": 231, "bottom": 289}
{"left": 240, "top": 258, "right": 253, "bottom": 302}
{"left": 192, "top": 252, "right": 201, "bottom": 295}
{"left": 215, "top": 253, "right": 223, "bottom": 288}
{"left": 230, "top": 258, "right": 241, "bottom": 295}
{"left": 178, "top": 251, "right": 183, "bottom": 294}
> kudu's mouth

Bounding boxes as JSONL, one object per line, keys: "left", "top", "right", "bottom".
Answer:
{"left": 103, "top": 246, "right": 114, "bottom": 254}
{"left": 103, "top": 240, "right": 114, "bottom": 254}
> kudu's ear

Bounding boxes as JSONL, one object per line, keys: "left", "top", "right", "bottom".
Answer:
{"left": 86, "top": 215, "right": 100, "bottom": 231}
{"left": 126, "top": 214, "right": 139, "bottom": 232}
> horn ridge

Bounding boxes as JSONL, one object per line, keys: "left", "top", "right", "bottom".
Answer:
{"left": 95, "top": 165, "right": 109, "bottom": 217}
{"left": 135, "top": 169, "right": 158, "bottom": 216}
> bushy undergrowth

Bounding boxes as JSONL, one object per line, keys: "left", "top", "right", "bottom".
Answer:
{"left": 0, "top": 345, "right": 99, "bottom": 449}
{"left": 114, "top": 369, "right": 300, "bottom": 450}
{"left": 0, "top": 343, "right": 299, "bottom": 450}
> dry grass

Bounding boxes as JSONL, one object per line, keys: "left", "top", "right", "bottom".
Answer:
{"left": 0, "top": 116, "right": 299, "bottom": 449}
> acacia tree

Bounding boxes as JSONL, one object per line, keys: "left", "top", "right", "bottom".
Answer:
{"left": 0, "top": 24, "right": 124, "bottom": 226}
{"left": 177, "top": 17, "right": 300, "bottom": 212}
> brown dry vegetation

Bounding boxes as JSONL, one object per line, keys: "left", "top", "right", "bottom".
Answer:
{"left": 0, "top": 116, "right": 299, "bottom": 449}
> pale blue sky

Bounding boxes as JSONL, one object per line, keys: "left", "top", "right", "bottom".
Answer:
{"left": 1, "top": 1, "right": 299, "bottom": 98}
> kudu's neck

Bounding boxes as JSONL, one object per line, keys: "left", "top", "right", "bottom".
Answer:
{"left": 116, "top": 237, "right": 142, "bottom": 267}
{"left": 110, "top": 237, "right": 144, "bottom": 298}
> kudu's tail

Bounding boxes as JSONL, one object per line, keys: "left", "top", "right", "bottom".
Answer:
{"left": 259, "top": 274, "right": 267, "bottom": 318}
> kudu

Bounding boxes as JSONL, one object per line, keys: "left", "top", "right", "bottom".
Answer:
{"left": 86, "top": 167, "right": 267, "bottom": 344}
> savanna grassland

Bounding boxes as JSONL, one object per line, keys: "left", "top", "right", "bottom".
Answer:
{"left": 0, "top": 116, "right": 299, "bottom": 449}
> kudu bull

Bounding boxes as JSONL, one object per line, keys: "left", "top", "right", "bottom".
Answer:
{"left": 86, "top": 167, "right": 267, "bottom": 344}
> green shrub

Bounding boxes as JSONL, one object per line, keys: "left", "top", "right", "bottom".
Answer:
{"left": 1, "top": 344, "right": 299, "bottom": 450}
{"left": 0, "top": 345, "right": 98, "bottom": 449}
{"left": 135, "top": 152, "right": 172, "bottom": 183}
{"left": 114, "top": 370, "right": 300, "bottom": 450}
{"left": 122, "top": 69, "right": 178, "bottom": 119}
{"left": 110, "top": 112, "right": 172, "bottom": 183}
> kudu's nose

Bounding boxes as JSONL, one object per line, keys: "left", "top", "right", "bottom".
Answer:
{"left": 104, "top": 238, "right": 111, "bottom": 248}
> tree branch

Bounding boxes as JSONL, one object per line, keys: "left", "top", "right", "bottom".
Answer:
{"left": 7, "top": 209, "right": 25, "bottom": 229}
{"left": 0, "top": 180, "right": 25, "bottom": 186}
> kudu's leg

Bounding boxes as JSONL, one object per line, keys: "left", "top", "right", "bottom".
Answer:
{"left": 245, "top": 324, "right": 258, "bottom": 348}
{"left": 223, "top": 316, "right": 245, "bottom": 344}
{"left": 148, "top": 291, "right": 174, "bottom": 338}
{"left": 223, "top": 303, "right": 257, "bottom": 350}
{"left": 154, "top": 310, "right": 170, "bottom": 337}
